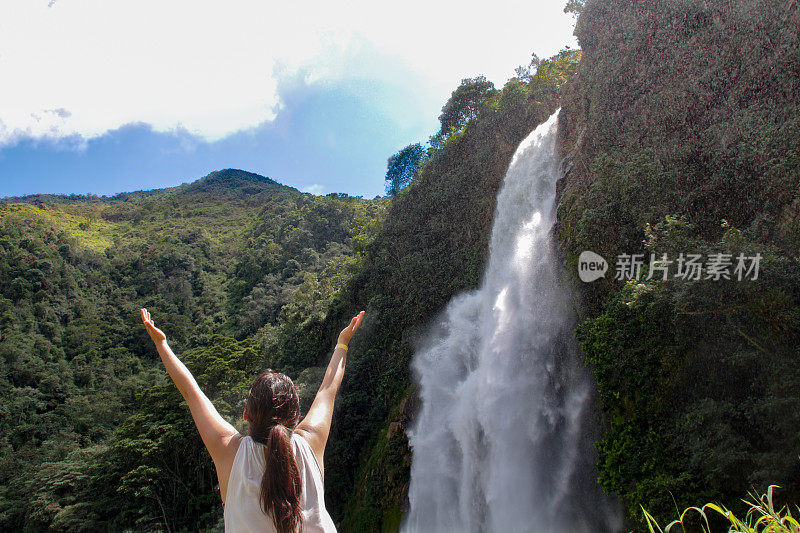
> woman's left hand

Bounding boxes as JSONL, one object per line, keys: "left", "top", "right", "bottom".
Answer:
{"left": 338, "top": 311, "right": 365, "bottom": 345}
{"left": 141, "top": 308, "right": 167, "bottom": 344}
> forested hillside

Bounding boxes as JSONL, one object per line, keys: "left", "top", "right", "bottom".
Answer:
{"left": 0, "top": 170, "right": 384, "bottom": 530}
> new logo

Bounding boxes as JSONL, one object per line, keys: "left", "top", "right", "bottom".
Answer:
{"left": 578, "top": 251, "right": 608, "bottom": 282}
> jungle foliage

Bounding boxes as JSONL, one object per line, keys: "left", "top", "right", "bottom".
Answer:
{"left": 559, "top": 0, "right": 800, "bottom": 526}
{"left": 0, "top": 170, "right": 382, "bottom": 531}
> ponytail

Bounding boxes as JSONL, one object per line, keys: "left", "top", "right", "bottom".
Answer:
{"left": 246, "top": 370, "right": 303, "bottom": 533}
{"left": 260, "top": 424, "right": 303, "bottom": 533}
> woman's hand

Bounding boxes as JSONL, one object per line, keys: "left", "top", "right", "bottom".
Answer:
{"left": 337, "top": 311, "right": 365, "bottom": 346}
{"left": 141, "top": 308, "right": 167, "bottom": 344}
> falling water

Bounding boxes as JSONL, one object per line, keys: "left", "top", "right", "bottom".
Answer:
{"left": 404, "top": 111, "right": 620, "bottom": 533}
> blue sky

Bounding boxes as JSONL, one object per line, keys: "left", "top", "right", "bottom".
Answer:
{"left": 0, "top": 76, "right": 435, "bottom": 198}
{"left": 0, "top": 0, "right": 578, "bottom": 199}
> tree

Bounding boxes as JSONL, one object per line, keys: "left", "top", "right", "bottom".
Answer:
{"left": 385, "top": 143, "right": 425, "bottom": 196}
{"left": 434, "top": 76, "right": 497, "bottom": 144}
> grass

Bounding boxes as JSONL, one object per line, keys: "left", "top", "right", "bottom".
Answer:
{"left": 3, "top": 191, "right": 269, "bottom": 256}
{"left": 643, "top": 486, "right": 800, "bottom": 533}
{"left": 1, "top": 203, "right": 124, "bottom": 251}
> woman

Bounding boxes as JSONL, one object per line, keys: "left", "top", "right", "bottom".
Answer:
{"left": 140, "top": 307, "right": 365, "bottom": 532}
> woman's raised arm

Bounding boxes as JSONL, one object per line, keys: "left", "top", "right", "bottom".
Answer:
{"left": 295, "top": 311, "right": 365, "bottom": 476}
{"left": 140, "top": 308, "right": 241, "bottom": 501}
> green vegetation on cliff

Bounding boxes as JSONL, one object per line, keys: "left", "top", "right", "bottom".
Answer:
{"left": 559, "top": 0, "right": 800, "bottom": 526}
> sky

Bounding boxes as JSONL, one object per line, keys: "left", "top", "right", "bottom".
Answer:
{"left": 0, "top": 0, "right": 578, "bottom": 199}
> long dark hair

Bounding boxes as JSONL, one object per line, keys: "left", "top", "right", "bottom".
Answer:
{"left": 245, "top": 369, "right": 303, "bottom": 533}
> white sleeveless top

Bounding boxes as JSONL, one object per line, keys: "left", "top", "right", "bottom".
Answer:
{"left": 224, "top": 432, "right": 336, "bottom": 532}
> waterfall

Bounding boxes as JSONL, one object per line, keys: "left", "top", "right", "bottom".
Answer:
{"left": 404, "top": 111, "right": 620, "bottom": 533}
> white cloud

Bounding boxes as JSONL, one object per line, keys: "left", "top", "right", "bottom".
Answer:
{"left": 0, "top": 0, "right": 577, "bottom": 147}
{"left": 301, "top": 184, "right": 325, "bottom": 196}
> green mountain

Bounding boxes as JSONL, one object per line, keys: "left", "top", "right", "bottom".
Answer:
{"left": 0, "top": 170, "right": 385, "bottom": 530}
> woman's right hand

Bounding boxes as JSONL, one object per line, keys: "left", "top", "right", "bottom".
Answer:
{"left": 338, "top": 311, "right": 365, "bottom": 345}
{"left": 141, "top": 308, "right": 167, "bottom": 344}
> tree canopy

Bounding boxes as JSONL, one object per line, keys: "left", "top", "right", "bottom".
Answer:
{"left": 384, "top": 143, "right": 425, "bottom": 196}
{"left": 432, "top": 76, "right": 497, "bottom": 147}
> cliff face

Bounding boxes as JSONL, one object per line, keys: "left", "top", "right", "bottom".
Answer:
{"left": 560, "top": 0, "right": 799, "bottom": 247}
{"left": 557, "top": 0, "right": 800, "bottom": 525}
